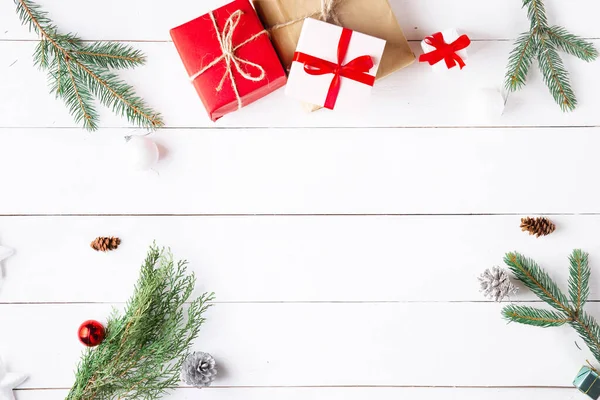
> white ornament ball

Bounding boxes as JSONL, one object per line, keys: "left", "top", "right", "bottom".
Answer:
{"left": 470, "top": 88, "right": 506, "bottom": 120}
{"left": 124, "top": 136, "right": 160, "bottom": 171}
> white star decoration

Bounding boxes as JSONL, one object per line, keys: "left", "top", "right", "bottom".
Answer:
{"left": 0, "top": 246, "right": 14, "bottom": 280}
{"left": 0, "top": 247, "right": 13, "bottom": 263}
{"left": 0, "top": 358, "right": 27, "bottom": 400}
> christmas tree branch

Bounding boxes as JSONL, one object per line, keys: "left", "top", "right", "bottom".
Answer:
{"left": 13, "top": 0, "right": 163, "bottom": 131}
{"left": 570, "top": 311, "right": 600, "bottom": 363}
{"left": 66, "top": 245, "right": 214, "bottom": 400}
{"left": 569, "top": 249, "right": 590, "bottom": 314}
{"left": 505, "top": 32, "right": 537, "bottom": 91}
{"left": 503, "top": 305, "right": 571, "bottom": 327}
{"left": 546, "top": 26, "right": 599, "bottom": 62}
{"left": 502, "top": 250, "right": 600, "bottom": 364}
{"left": 537, "top": 36, "right": 576, "bottom": 111}
{"left": 504, "top": 0, "right": 598, "bottom": 111}
{"left": 504, "top": 252, "right": 571, "bottom": 314}
{"left": 524, "top": 0, "right": 548, "bottom": 29}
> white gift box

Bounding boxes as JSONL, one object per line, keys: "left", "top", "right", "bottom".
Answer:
{"left": 421, "top": 28, "right": 469, "bottom": 73}
{"left": 285, "top": 18, "right": 386, "bottom": 111}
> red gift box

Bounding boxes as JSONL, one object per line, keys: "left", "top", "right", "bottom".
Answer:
{"left": 170, "top": 0, "right": 287, "bottom": 121}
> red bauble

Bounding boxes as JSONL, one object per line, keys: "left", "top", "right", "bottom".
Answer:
{"left": 78, "top": 320, "right": 106, "bottom": 347}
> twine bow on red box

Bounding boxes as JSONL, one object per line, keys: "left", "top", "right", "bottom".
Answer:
{"left": 419, "top": 32, "right": 471, "bottom": 69}
{"left": 189, "top": 10, "right": 268, "bottom": 110}
{"left": 292, "top": 28, "right": 376, "bottom": 110}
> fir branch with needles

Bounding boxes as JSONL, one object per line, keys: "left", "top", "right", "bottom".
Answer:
{"left": 13, "top": 0, "right": 163, "bottom": 131}
{"left": 501, "top": 250, "right": 600, "bottom": 364}
{"left": 66, "top": 244, "right": 214, "bottom": 400}
{"left": 505, "top": 0, "right": 598, "bottom": 111}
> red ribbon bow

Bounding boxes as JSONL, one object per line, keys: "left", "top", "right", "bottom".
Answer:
{"left": 293, "top": 28, "right": 376, "bottom": 110}
{"left": 419, "top": 32, "right": 471, "bottom": 69}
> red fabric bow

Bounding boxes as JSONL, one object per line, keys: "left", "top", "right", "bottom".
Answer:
{"left": 293, "top": 28, "right": 376, "bottom": 110}
{"left": 419, "top": 32, "right": 471, "bottom": 69}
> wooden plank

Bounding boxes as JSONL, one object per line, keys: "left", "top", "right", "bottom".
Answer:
{"left": 13, "top": 387, "right": 577, "bottom": 400}
{"left": 2, "top": 41, "right": 599, "bottom": 128}
{"left": 1, "top": 0, "right": 599, "bottom": 41}
{"left": 0, "top": 303, "right": 593, "bottom": 388}
{"left": 0, "top": 215, "right": 598, "bottom": 303}
{"left": 0, "top": 128, "right": 598, "bottom": 215}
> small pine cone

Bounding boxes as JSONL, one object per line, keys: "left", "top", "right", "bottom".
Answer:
{"left": 181, "top": 352, "right": 217, "bottom": 387}
{"left": 520, "top": 217, "right": 556, "bottom": 238}
{"left": 90, "top": 236, "right": 121, "bottom": 252}
{"left": 478, "top": 266, "right": 518, "bottom": 302}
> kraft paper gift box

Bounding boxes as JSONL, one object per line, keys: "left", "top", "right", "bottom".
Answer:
{"left": 285, "top": 18, "right": 385, "bottom": 111}
{"left": 170, "top": 0, "right": 287, "bottom": 121}
{"left": 252, "top": 0, "right": 414, "bottom": 80}
{"left": 420, "top": 28, "right": 471, "bottom": 73}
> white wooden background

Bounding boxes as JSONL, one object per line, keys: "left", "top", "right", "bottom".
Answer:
{"left": 1, "top": 0, "right": 600, "bottom": 399}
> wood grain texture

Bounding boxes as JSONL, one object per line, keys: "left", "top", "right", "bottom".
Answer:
{"left": 0, "top": 215, "right": 598, "bottom": 303}
{"left": 0, "top": 128, "right": 599, "bottom": 215}
{"left": 1, "top": 0, "right": 600, "bottom": 398}
{"left": 0, "top": 303, "right": 594, "bottom": 388}
{"left": 2, "top": 41, "right": 599, "bottom": 128}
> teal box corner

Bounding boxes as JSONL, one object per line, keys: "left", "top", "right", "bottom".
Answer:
{"left": 575, "top": 366, "right": 600, "bottom": 399}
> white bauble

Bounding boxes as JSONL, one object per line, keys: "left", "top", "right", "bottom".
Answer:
{"left": 470, "top": 88, "right": 506, "bottom": 120}
{"left": 124, "top": 136, "right": 160, "bottom": 171}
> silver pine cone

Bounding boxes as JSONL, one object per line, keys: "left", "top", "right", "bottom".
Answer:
{"left": 478, "top": 266, "right": 518, "bottom": 302}
{"left": 181, "top": 351, "right": 217, "bottom": 387}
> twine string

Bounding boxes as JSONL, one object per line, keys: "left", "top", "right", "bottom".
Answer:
{"left": 584, "top": 360, "right": 600, "bottom": 395}
{"left": 189, "top": 10, "right": 267, "bottom": 110}
{"left": 268, "top": 0, "right": 342, "bottom": 31}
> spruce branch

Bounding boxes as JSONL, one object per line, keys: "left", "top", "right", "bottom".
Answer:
{"left": 547, "top": 26, "right": 599, "bottom": 62}
{"left": 502, "top": 250, "right": 600, "bottom": 364}
{"left": 537, "top": 36, "right": 576, "bottom": 111}
{"left": 570, "top": 310, "right": 600, "bottom": 364}
{"left": 504, "top": 252, "right": 571, "bottom": 314}
{"left": 66, "top": 245, "right": 214, "bottom": 400}
{"left": 504, "top": 0, "right": 598, "bottom": 111}
{"left": 503, "top": 305, "right": 570, "bottom": 327}
{"left": 523, "top": 0, "right": 548, "bottom": 29}
{"left": 505, "top": 32, "right": 538, "bottom": 91}
{"left": 13, "top": 0, "right": 163, "bottom": 131}
{"left": 569, "top": 249, "right": 590, "bottom": 314}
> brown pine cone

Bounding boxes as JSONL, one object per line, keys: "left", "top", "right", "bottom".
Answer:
{"left": 90, "top": 236, "right": 121, "bottom": 252}
{"left": 520, "top": 217, "right": 556, "bottom": 238}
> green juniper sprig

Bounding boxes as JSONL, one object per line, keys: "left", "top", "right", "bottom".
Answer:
{"left": 66, "top": 245, "right": 214, "bottom": 400}
{"left": 14, "top": 0, "right": 164, "bottom": 130}
{"left": 502, "top": 250, "right": 600, "bottom": 363}
{"left": 505, "top": 0, "right": 598, "bottom": 111}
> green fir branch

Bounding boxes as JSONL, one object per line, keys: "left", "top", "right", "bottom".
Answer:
{"left": 503, "top": 305, "right": 571, "bottom": 327}
{"left": 504, "top": 252, "right": 571, "bottom": 314}
{"left": 537, "top": 36, "right": 576, "bottom": 111}
{"left": 505, "top": 31, "right": 538, "bottom": 91}
{"left": 63, "top": 60, "right": 99, "bottom": 130}
{"left": 505, "top": 0, "right": 598, "bottom": 111}
{"left": 74, "top": 42, "right": 146, "bottom": 70}
{"left": 546, "top": 26, "right": 599, "bottom": 62}
{"left": 66, "top": 245, "right": 214, "bottom": 400}
{"left": 13, "top": 0, "right": 163, "bottom": 131}
{"left": 523, "top": 0, "right": 548, "bottom": 29}
{"left": 501, "top": 250, "right": 600, "bottom": 364}
{"left": 569, "top": 249, "right": 590, "bottom": 313}
{"left": 569, "top": 310, "right": 600, "bottom": 364}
